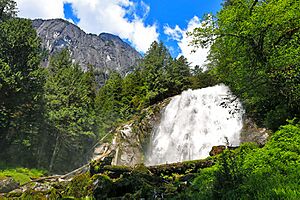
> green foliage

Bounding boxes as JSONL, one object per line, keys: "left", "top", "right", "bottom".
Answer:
{"left": 0, "top": 17, "right": 45, "bottom": 167}
{"left": 189, "top": 2, "right": 300, "bottom": 196}
{"left": 138, "top": 41, "right": 192, "bottom": 104}
{"left": 187, "top": 122, "right": 300, "bottom": 199}
{"left": 0, "top": 0, "right": 17, "bottom": 21}
{"left": 65, "top": 173, "right": 93, "bottom": 198}
{"left": 0, "top": 14, "right": 187, "bottom": 174}
{"left": 177, "top": 166, "right": 218, "bottom": 200}
{"left": 167, "top": 56, "right": 191, "bottom": 95}
{"left": 120, "top": 71, "right": 144, "bottom": 116}
{"left": 44, "top": 49, "right": 97, "bottom": 172}
{"left": 1, "top": 2, "right": 299, "bottom": 199}
{"left": 189, "top": 65, "right": 219, "bottom": 89}
{"left": 45, "top": 49, "right": 96, "bottom": 137}
{"left": 264, "top": 105, "right": 290, "bottom": 131}
{"left": 95, "top": 72, "right": 123, "bottom": 137}
{"left": 192, "top": 0, "right": 300, "bottom": 129}
{"left": 140, "top": 41, "right": 173, "bottom": 104}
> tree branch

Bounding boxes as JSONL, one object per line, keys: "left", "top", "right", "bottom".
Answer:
{"left": 275, "top": 27, "right": 300, "bottom": 46}
{"left": 0, "top": 7, "right": 4, "bottom": 19}
{"left": 250, "top": 0, "right": 258, "bottom": 15}
{"left": 218, "top": 33, "right": 256, "bottom": 48}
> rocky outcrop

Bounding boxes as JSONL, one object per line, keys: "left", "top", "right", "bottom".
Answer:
{"left": 240, "top": 118, "right": 271, "bottom": 146}
{"left": 111, "top": 99, "right": 171, "bottom": 166}
{"left": 90, "top": 99, "right": 171, "bottom": 167}
{"left": 32, "top": 19, "right": 141, "bottom": 82}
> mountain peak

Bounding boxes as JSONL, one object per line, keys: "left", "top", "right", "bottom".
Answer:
{"left": 32, "top": 18, "right": 141, "bottom": 79}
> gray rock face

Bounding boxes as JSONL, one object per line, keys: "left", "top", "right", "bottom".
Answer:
{"left": 240, "top": 118, "right": 270, "bottom": 146}
{"left": 91, "top": 98, "right": 171, "bottom": 167}
{"left": 32, "top": 18, "right": 141, "bottom": 77}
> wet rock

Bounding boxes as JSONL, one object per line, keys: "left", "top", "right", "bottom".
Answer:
{"left": 209, "top": 145, "right": 226, "bottom": 156}
{"left": 240, "top": 118, "right": 270, "bottom": 146}
{"left": 92, "top": 143, "right": 111, "bottom": 161}
{"left": 110, "top": 99, "right": 171, "bottom": 166}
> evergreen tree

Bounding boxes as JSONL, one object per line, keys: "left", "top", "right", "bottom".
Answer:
{"left": 120, "top": 71, "right": 144, "bottom": 118}
{"left": 141, "top": 41, "right": 173, "bottom": 104}
{"left": 0, "top": 18, "right": 44, "bottom": 167}
{"left": 166, "top": 56, "right": 191, "bottom": 96}
{"left": 45, "top": 49, "right": 97, "bottom": 172}
{"left": 95, "top": 72, "right": 123, "bottom": 137}
{"left": 189, "top": 66, "right": 218, "bottom": 89}
{"left": 94, "top": 42, "right": 193, "bottom": 139}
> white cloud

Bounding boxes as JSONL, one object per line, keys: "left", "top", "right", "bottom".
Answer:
{"left": 164, "top": 25, "right": 183, "bottom": 41}
{"left": 15, "top": 0, "right": 158, "bottom": 53}
{"left": 16, "top": 0, "right": 65, "bottom": 19}
{"left": 164, "top": 16, "right": 209, "bottom": 69}
{"left": 70, "top": 0, "right": 159, "bottom": 52}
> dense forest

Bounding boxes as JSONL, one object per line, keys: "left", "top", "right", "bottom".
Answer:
{"left": 1, "top": 0, "right": 300, "bottom": 199}
{"left": 0, "top": 0, "right": 216, "bottom": 173}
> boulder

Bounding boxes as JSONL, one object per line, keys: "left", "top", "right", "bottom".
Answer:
{"left": 0, "top": 177, "right": 19, "bottom": 193}
{"left": 209, "top": 145, "right": 226, "bottom": 156}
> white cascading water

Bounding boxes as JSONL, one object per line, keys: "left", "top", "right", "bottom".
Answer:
{"left": 146, "top": 84, "right": 244, "bottom": 165}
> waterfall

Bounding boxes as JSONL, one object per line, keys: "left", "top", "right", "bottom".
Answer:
{"left": 146, "top": 84, "right": 244, "bottom": 165}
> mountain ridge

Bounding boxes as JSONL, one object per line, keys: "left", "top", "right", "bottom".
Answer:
{"left": 32, "top": 18, "right": 141, "bottom": 79}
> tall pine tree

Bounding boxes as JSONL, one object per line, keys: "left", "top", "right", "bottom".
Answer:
{"left": 45, "top": 49, "right": 97, "bottom": 172}
{"left": 0, "top": 16, "right": 44, "bottom": 167}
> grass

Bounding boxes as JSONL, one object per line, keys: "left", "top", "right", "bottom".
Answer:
{"left": 0, "top": 164, "right": 46, "bottom": 185}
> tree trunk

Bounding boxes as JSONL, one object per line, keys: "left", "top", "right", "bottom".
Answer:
{"left": 37, "top": 129, "right": 47, "bottom": 169}
{"left": 49, "top": 134, "right": 60, "bottom": 173}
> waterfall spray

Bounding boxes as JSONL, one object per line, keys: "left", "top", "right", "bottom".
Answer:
{"left": 146, "top": 84, "right": 244, "bottom": 165}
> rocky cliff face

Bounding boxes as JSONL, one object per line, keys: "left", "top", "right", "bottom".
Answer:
{"left": 92, "top": 99, "right": 171, "bottom": 166}
{"left": 32, "top": 19, "right": 141, "bottom": 79}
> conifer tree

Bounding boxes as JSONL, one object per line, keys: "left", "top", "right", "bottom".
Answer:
{"left": 0, "top": 17, "right": 44, "bottom": 166}
{"left": 45, "top": 49, "right": 96, "bottom": 172}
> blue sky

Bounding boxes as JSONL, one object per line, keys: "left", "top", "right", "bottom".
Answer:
{"left": 142, "top": 0, "right": 221, "bottom": 26}
{"left": 16, "top": 0, "right": 223, "bottom": 66}
{"left": 64, "top": 3, "right": 80, "bottom": 24}
{"left": 142, "top": 0, "right": 222, "bottom": 57}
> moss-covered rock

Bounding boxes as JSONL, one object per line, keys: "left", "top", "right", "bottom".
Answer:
{"left": 2, "top": 155, "right": 218, "bottom": 199}
{"left": 0, "top": 178, "right": 19, "bottom": 193}
{"left": 64, "top": 173, "right": 93, "bottom": 198}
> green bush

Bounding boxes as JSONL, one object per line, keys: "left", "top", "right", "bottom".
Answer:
{"left": 264, "top": 105, "right": 290, "bottom": 131}
{"left": 189, "top": 122, "right": 300, "bottom": 199}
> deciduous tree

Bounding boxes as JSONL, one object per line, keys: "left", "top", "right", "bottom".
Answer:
{"left": 191, "top": 0, "right": 300, "bottom": 129}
